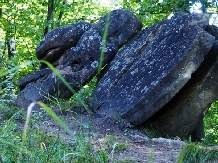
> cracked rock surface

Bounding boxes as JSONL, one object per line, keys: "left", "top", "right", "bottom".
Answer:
{"left": 15, "top": 10, "right": 218, "bottom": 141}
{"left": 92, "top": 12, "right": 216, "bottom": 139}
{"left": 15, "top": 9, "right": 142, "bottom": 110}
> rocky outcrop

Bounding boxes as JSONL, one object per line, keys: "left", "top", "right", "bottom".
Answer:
{"left": 15, "top": 9, "right": 142, "bottom": 109}
{"left": 148, "top": 40, "right": 218, "bottom": 140}
{"left": 92, "top": 12, "right": 216, "bottom": 140}
{"left": 92, "top": 12, "right": 214, "bottom": 124}
{"left": 15, "top": 10, "right": 218, "bottom": 141}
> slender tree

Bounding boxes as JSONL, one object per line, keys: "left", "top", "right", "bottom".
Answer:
{"left": 57, "top": 0, "right": 66, "bottom": 27}
{"left": 44, "top": 0, "right": 55, "bottom": 35}
{"left": 0, "top": 8, "right": 2, "bottom": 18}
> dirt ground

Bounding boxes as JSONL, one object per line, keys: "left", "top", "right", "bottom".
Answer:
{"left": 32, "top": 106, "right": 187, "bottom": 163}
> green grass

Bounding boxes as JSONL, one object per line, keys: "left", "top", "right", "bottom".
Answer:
{"left": 203, "top": 101, "right": 218, "bottom": 146}
{"left": 178, "top": 143, "right": 218, "bottom": 163}
{"left": 177, "top": 101, "right": 218, "bottom": 163}
{"left": 0, "top": 105, "right": 108, "bottom": 163}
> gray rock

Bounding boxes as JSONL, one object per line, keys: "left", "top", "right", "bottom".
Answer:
{"left": 92, "top": 20, "right": 167, "bottom": 111}
{"left": 53, "top": 9, "right": 142, "bottom": 98}
{"left": 36, "top": 21, "right": 92, "bottom": 63}
{"left": 15, "top": 9, "right": 142, "bottom": 109}
{"left": 18, "top": 68, "right": 52, "bottom": 90}
{"left": 92, "top": 12, "right": 214, "bottom": 127}
{"left": 97, "top": 9, "right": 144, "bottom": 47}
{"left": 206, "top": 25, "right": 218, "bottom": 40}
{"left": 148, "top": 41, "right": 218, "bottom": 140}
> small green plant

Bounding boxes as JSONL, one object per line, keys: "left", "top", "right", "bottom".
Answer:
{"left": 178, "top": 143, "right": 218, "bottom": 163}
{"left": 0, "top": 104, "right": 18, "bottom": 121}
{"left": 103, "top": 135, "right": 129, "bottom": 162}
{"left": 140, "top": 122, "right": 160, "bottom": 138}
{"left": 61, "top": 77, "right": 97, "bottom": 112}
{"left": 104, "top": 135, "right": 117, "bottom": 149}
{"left": 115, "top": 143, "right": 128, "bottom": 152}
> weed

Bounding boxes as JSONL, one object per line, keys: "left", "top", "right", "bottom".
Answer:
{"left": 140, "top": 123, "right": 160, "bottom": 138}
{"left": 178, "top": 143, "right": 218, "bottom": 163}
{"left": 103, "top": 135, "right": 129, "bottom": 162}
{"left": 104, "top": 135, "right": 117, "bottom": 149}
{"left": 115, "top": 143, "right": 128, "bottom": 152}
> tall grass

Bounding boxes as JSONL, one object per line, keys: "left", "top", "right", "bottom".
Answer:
{"left": 0, "top": 14, "right": 111, "bottom": 162}
{"left": 0, "top": 62, "right": 109, "bottom": 162}
{"left": 178, "top": 144, "right": 218, "bottom": 163}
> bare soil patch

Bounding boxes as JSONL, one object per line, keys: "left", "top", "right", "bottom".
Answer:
{"left": 31, "top": 107, "right": 186, "bottom": 163}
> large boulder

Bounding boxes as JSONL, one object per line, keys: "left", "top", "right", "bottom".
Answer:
{"left": 15, "top": 9, "right": 142, "bottom": 109}
{"left": 92, "top": 12, "right": 215, "bottom": 132}
{"left": 148, "top": 41, "right": 218, "bottom": 140}
{"left": 15, "top": 10, "right": 218, "bottom": 141}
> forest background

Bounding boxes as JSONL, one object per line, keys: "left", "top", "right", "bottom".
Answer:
{"left": 0, "top": 0, "right": 218, "bottom": 162}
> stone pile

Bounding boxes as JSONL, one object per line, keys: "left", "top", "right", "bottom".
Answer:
{"left": 15, "top": 9, "right": 218, "bottom": 141}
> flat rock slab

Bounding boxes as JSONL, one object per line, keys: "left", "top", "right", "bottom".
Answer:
{"left": 15, "top": 9, "right": 142, "bottom": 109}
{"left": 148, "top": 41, "right": 218, "bottom": 139}
{"left": 92, "top": 12, "right": 215, "bottom": 126}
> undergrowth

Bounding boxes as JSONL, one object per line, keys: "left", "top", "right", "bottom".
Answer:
{"left": 178, "top": 143, "right": 218, "bottom": 163}
{"left": 0, "top": 103, "right": 108, "bottom": 163}
{"left": 203, "top": 101, "right": 218, "bottom": 146}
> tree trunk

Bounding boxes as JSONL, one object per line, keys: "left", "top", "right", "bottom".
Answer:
{"left": 44, "top": 0, "right": 55, "bottom": 35}
{"left": 57, "top": 0, "right": 66, "bottom": 27}
{"left": 0, "top": 8, "right": 2, "bottom": 18}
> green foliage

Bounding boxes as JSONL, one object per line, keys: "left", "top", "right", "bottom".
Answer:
{"left": 0, "top": 107, "right": 108, "bottom": 163}
{"left": 114, "top": 143, "right": 128, "bottom": 152}
{"left": 122, "top": 0, "right": 196, "bottom": 27}
{"left": 203, "top": 101, "right": 218, "bottom": 146}
{"left": 0, "top": 0, "right": 110, "bottom": 86}
{"left": 103, "top": 135, "right": 128, "bottom": 152}
{"left": 178, "top": 143, "right": 218, "bottom": 163}
{"left": 0, "top": 104, "right": 18, "bottom": 121}
{"left": 68, "top": 77, "right": 97, "bottom": 109}
{"left": 141, "top": 126, "right": 160, "bottom": 138}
